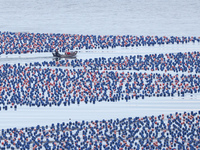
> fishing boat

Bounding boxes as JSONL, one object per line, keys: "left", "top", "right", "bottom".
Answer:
{"left": 52, "top": 51, "right": 78, "bottom": 58}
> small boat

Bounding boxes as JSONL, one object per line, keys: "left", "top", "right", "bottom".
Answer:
{"left": 52, "top": 51, "right": 78, "bottom": 58}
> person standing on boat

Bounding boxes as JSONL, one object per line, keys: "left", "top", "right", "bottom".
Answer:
{"left": 65, "top": 49, "right": 71, "bottom": 55}
{"left": 55, "top": 48, "right": 60, "bottom": 57}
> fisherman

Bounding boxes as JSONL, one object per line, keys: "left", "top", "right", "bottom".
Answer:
{"left": 65, "top": 49, "right": 71, "bottom": 55}
{"left": 55, "top": 49, "right": 60, "bottom": 57}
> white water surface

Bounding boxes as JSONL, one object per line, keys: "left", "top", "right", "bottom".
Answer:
{"left": 0, "top": 0, "right": 200, "bottom": 36}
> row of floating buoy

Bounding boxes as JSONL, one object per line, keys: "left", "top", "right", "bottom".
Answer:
{"left": 39, "top": 51, "right": 200, "bottom": 73}
{"left": 0, "top": 110, "right": 199, "bottom": 149}
{"left": 0, "top": 32, "right": 199, "bottom": 149}
{"left": 0, "top": 31, "right": 200, "bottom": 54}
{"left": 0, "top": 59, "right": 200, "bottom": 110}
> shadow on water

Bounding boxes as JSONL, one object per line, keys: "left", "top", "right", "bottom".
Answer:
{"left": 52, "top": 57, "right": 77, "bottom": 62}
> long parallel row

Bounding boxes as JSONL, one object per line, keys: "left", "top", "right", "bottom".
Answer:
{"left": 0, "top": 31, "right": 199, "bottom": 55}
{"left": 0, "top": 111, "right": 199, "bottom": 149}
{"left": 40, "top": 51, "right": 200, "bottom": 73}
{"left": 0, "top": 54, "right": 200, "bottom": 110}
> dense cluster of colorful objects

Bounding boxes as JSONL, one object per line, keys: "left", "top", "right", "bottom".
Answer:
{"left": 0, "top": 51, "right": 200, "bottom": 110}
{"left": 0, "top": 32, "right": 200, "bottom": 149}
{"left": 0, "top": 111, "right": 199, "bottom": 149}
{"left": 43, "top": 51, "right": 200, "bottom": 73}
{"left": 0, "top": 31, "right": 200, "bottom": 55}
